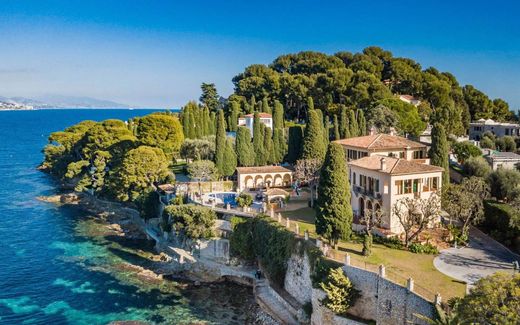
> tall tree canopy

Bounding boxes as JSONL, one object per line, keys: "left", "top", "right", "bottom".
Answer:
{"left": 235, "top": 126, "right": 255, "bottom": 167}
{"left": 315, "top": 143, "right": 352, "bottom": 247}
{"left": 301, "top": 110, "right": 326, "bottom": 162}
{"left": 136, "top": 113, "right": 184, "bottom": 157}
{"left": 429, "top": 123, "right": 450, "bottom": 188}
{"left": 200, "top": 82, "right": 220, "bottom": 112}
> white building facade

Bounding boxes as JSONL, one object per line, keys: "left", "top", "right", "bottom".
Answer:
{"left": 469, "top": 119, "right": 520, "bottom": 140}
{"left": 238, "top": 113, "right": 273, "bottom": 137}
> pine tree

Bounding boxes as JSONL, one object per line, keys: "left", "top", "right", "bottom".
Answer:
{"left": 430, "top": 123, "right": 450, "bottom": 189}
{"left": 200, "top": 83, "right": 220, "bottom": 112}
{"left": 236, "top": 127, "right": 255, "bottom": 167}
{"left": 273, "top": 100, "right": 284, "bottom": 130}
{"left": 302, "top": 110, "right": 326, "bottom": 162}
{"left": 333, "top": 115, "right": 340, "bottom": 140}
{"left": 315, "top": 143, "right": 353, "bottom": 247}
{"left": 253, "top": 112, "right": 266, "bottom": 166}
{"left": 221, "top": 138, "right": 237, "bottom": 178}
{"left": 287, "top": 126, "right": 304, "bottom": 164}
{"left": 215, "top": 110, "right": 227, "bottom": 176}
{"left": 357, "top": 109, "right": 367, "bottom": 136}
{"left": 348, "top": 110, "right": 358, "bottom": 137}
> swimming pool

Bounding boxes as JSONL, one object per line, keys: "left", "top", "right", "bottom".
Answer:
{"left": 204, "top": 192, "right": 238, "bottom": 207}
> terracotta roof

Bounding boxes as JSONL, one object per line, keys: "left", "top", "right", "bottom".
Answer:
{"left": 239, "top": 113, "right": 272, "bottom": 118}
{"left": 158, "top": 184, "right": 175, "bottom": 192}
{"left": 236, "top": 165, "right": 293, "bottom": 174}
{"left": 349, "top": 156, "right": 443, "bottom": 175}
{"left": 265, "top": 188, "right": 290, "bottom": 196}
{"left": 333, "top": 134, "right": 425, "bottom": 151}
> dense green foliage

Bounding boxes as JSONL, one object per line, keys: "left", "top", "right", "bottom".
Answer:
{"left": 230, "top": 48, "right": 514, "bottom": 135}
{"left": 187, "top": 160, "right": 218, "bottom": 181}
{"left": 375, "top": 98, "right": 425, "bottom": 136}
{"left": 302, "top": 110, "right": 326, "bottom": 161}
{"left": 320, "top": 267, "right": 358, "bottom": 316}
{"left": 214, "top": 110, "right": 227, "bottom": 175}
{"left": 163, "top": 204, "right": 216, "bottom": 240}
{"left": 235, "top": 126, "right": 255, "bottom": 166}
{"left": 451, "top": 141, "right": 481, "bottom": 163}
{"left": 181, "top": 101, "right": 215, "bottom": 139}
{"left": 221, "top": 138, "right": 237, "bottom": 177}
{"left": 179, "top": 137, "right": 215, "bottom": 162}
{"left": 482, "top": 201, "right": 520, "bottom": 253}
{"left": 199, "top": 83, "right": 221, "bottom": 112}
{"left": 488, "top": 168, "right": 520, "bottom": 202}
{"left": 463, "top": 156, "right": 492, "bottom": 178}
{"left": 112, "top": 146, "right": 171, "bottom": 201}
{"left": 315, "top": 143, "right": 352, "bottom": 246}
{"left": 456, "top": 273, "right": 520, "bottom": 324}
{"left": 430, "top": 123, "right": 450, "bottom": 188}
{"left": 252, "top": 112, "right": 266, "bottom": 165}
{"left": 286, "top": 125, "right": 304, "bottom": 163}
{"left": 136, "top": 113, "right": 184, "bottom": 158}
{"left": 408, "top": 242, "right": 439, "bottom": 254}
{"left": 235, "top": 193, "right": 253, "bottom": 207}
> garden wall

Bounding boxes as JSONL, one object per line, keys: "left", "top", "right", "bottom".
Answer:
{"left": 175, "top": 181, "right": 234, "bottom": 195}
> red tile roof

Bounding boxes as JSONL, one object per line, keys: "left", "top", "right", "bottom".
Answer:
{"left": 236, "top": 165, "right": 293, "bottom": 174}
{"left": 349, "top": 156, "right": 443, "bottom": 175}
{"left": 333, "top": 134, "right": 425, "bottom": 151}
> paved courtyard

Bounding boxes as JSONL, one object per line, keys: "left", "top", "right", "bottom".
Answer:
{"left": 434, "top": 226, "right": 519, "bottom": 285}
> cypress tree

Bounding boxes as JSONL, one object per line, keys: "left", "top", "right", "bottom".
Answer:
{"left": 253, "top": 112, "right": 266, "bottom": 165}
{"left": 273, "top": 100, "right": 284, "bottom": 130}
{"left": 339, "top": 107, "right": 350, "bottom": 139}
{"left": 250, "top": 95, "right": 256, "bottom": 111}
{"left": 430, "top": 123, "right": 450, "bottom": 189}
{"left": 182, "top": 106, "right": 191, "bottom": 138}
{"left": 315, "top": 142, "right": 353, "bottom": 247}
{"left": 228, "top": 101, "right": 240, "bottom": 132}
{"left": 333, "top": 115, "right": 340, "bottom": 140}
{"left": 215, "top": 110, "right": 227, "bottom": 175}
{"left": 209, "top": 112, "right": 216, "bottom": 135}
{"left": 221, "top": 138, "right": 237, "bottom": 178}
{"left": 307, "top": 97, "right": 314, "bottom": 111}
{"left": 357, "top": 109, "right": 367, "bottom": 136}
{"left": 195, "top": 106, "right": 203, "bottom": 139}
{"left": 273, "top": 128, "right": 286, "bottom": 163}
{"left": 323, "top": 114, "right": 331, "bottom": 146}
{"left": 287, "top": 126, "right": 304, "bottom": 164}
{"left": 202, "top": 106, "right": 210, "bottom": 136}
{"left": 264, "top": 127, "right": 275, "bottom": 164}
{"left": 262, "top": 97, "right": 271, "bottom": 114}
{"left": 348, "top": 110, "right": 358, "bottom": 137}
{"left": 236, "top": 126, "right": 255, "bottom": 166}
{"left": 302, "top": 110, "right": 326, "bottom": 162}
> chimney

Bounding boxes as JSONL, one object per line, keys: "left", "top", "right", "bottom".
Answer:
{"left": 389, "top": 127, "right": 396, "bottom": 136}
{"left": 369, "top": 126, "right": 377, "bottom": 136}
{"left": 405, "top": 146, "right": 413, "bottom": 160}
{"left": 380, "top": 158, "right": 386, "bottom": 171}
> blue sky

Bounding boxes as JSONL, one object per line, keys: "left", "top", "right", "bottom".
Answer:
{"left": 1, "top": 0, "right": 519, "bottom": 108}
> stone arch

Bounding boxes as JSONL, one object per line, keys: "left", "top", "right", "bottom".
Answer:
{"left": 254, "top": 175, "right": 264, "bottom": 188}
{"left": 359, "top": 197, "right": 365, "bottom": 218}
{"left": 282, "top": 173, "right": 291, "bottom": 187}
{"left": 264, "top": 174, "right": 273, "bottom": 188}
{"left": 244, "top": 176, "right": 254, "bottom": 189}
{"left": 273, "top": 174, "right": 283, "bottom": 187}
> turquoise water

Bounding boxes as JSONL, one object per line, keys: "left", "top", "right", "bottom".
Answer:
{"left": 0, "top": 109, "right": 254, "bottom": 325}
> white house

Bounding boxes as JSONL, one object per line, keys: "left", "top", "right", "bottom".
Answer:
{"left": 469, "top": 119, "right": 520, "bottom": 140}
{"left": 483, "top": 150, "right": 520, "bottom": 170}
{"left": 349, "top": 155, "right": 443, "bottom": 234}
{"left": 238, "top": 113, "right": 273, "bottom": 137}
{"left": 398, "top": 95, "right": 421, "bottom": 107}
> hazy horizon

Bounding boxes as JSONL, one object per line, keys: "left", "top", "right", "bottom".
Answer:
{"left": 1, "top": 1, "right": 520, "bottom": 109}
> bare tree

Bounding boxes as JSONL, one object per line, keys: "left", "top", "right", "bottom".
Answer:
{"left": 392, "top": 194, "right": 442, "bottom": 247}
{"left": 361, "top": 206, "right": 385, "bottom": 256}
{"left": 294, "top": 158, "right": 322, "bottom": 207}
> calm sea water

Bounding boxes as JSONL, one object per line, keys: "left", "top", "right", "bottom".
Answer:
{"left": 0, "top": 109, "right": 253, "bottom": 325}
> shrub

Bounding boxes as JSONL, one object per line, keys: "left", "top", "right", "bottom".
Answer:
{"left": 408, "top": 242, "right": 439, "bottom": 254}
{"left": 452, "top": 141, "right": 482, "bottom": 163}
{"left": 236, "top": 193, "right": 253, "bottom": 207}
{"left": 463, "top": 156, "right": 491, "bottom": 178}
{"left": 169, "top": 195, "right": 184, "bottom": 205}
{"left": 488, "top": 168, "right": 520, "bottom": 202}
{"left": 482, "top": 201, "right": 520, "bottom": 253}
{"left": 362, "top": 234, "right": 372, "bottom": 256}
{"left": 447, "top": 224, "right": 468, "bottom": 246}
{"left": 320, "top": 267, "right": 359, "bottom": 316}
{"left": 229, "top": 217, "right": 255, "bottom": 260}
{"left": 163, "top": 204, "right": 216, "bottom": 240}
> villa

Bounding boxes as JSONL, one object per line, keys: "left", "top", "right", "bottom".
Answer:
{"left": 469, "top": 118, "right": 520, "bottom": 140}
{"left": 398, "top": 94, "right": 421, "bottom": 107}
{"left": 238, "top": 113, "right": 273, "bottom": 136}
{"left": 333, "top": 131, "right": 429, "bottom": 163}
{"left": 483, "top": 150, "right": 520, "bottom": 170}
{"left": 335, "top": 133, "right": 443, "bottom": 235}
{"left": 236, "top": 165, "right": 293, "bottom": 191}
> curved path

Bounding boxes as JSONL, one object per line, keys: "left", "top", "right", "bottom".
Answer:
{"left": 434, "top": 226, "right": 519, "bottom": 285}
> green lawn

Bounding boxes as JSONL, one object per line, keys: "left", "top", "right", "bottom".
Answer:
{"left": 280, "top": 207, "right": 466, "bottom": 300}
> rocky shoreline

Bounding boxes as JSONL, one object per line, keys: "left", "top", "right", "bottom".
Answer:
{"left": 37, "top": 192, "right": 280, "bottom": 325}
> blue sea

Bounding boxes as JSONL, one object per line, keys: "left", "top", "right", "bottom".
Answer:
{"left": 0, "top": 109, "right": 254, "bottom": 325}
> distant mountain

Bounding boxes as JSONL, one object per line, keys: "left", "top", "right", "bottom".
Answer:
{"left": 0, "top": 95, "right": 129, "bottom": 109}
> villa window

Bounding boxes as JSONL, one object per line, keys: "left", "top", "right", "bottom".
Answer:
{"left": 395, "top": 180, "right": 403, "bottom": 194}
{"left": 413, "top": 179, "right": 420, "bottom": 193}
{"left": 404, "top": 180, "right": 412, "bottom": 194}
{"left": 413, "top": 151, "right": 424, "bottom": 159}
{"left": 375, "top": 179, "right": 380, "bottom": 192}
{"left": 360, "top": 175, "right": 367, "bottom": 188}
{"left": 353, "top": 172, "right": 357, "bottom": 185}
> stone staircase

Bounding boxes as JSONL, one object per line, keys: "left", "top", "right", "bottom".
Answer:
{"left": 254, "top": 278, "right": 300, "bottom": 325}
